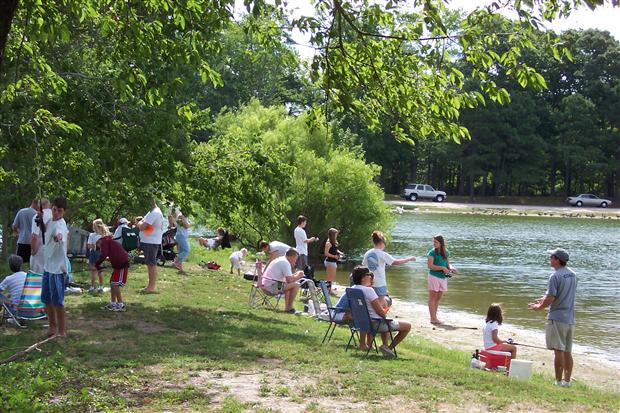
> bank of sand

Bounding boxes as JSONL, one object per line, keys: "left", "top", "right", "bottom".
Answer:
{"left": 382, "top": 296, "right": 620, "bottom": 392}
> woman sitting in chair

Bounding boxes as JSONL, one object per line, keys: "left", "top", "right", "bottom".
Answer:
{"left": 351, "top": 266, "right": 411, "bottom": 358}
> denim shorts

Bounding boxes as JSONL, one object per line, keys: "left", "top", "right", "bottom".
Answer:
{"left": 42, "top": 272, "right": 66, "bottom": 306}
{"left": 324, "top": 260, "right": 337, "bottom": 269}
{"left": 88, "top": 250, "right": 101, "bottom": 265}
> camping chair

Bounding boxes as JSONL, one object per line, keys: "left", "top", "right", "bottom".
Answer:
{"left": 248, "top": 260, "right": 282, "bottom": 310}
{"left": 1, "top": 294, "right": 20, "bottom": 327}
{"left": 345, "top": 288, "right": 397, "bottom": 358}
{"left": 67, "top": 226, "right": 89, "bottom": 260}
{"left": 299, "top": 266, "right": 325, "bottom": 306}
{"left": 320, "top": 280, "right": 357, "bottom": 347}
{"left": 4, "top": 271, "right": 47, "bottom": 328}
{"left": 121, "top": 227, "right": 140, "bottom": 253}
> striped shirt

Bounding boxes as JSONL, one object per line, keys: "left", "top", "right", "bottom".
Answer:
{"left": 0, "top": 271, "right": 27, "bottom": 306}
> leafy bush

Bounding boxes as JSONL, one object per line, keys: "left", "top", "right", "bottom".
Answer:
{"left": 202, "top": 100, "right": 392, "bottom": 250}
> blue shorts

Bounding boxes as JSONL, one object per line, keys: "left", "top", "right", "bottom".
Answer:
{"left": 42, "top": 272, "right": 66, "bottom": 306}
{"left": 88, "top": 250, "right": 101, "bottom": 265}
{"left": 373, "top": 285, "right": 389, "bottom": 296}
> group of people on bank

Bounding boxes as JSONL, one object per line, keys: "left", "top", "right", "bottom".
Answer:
{"left": 255, "top": 215, "right": 577, "bottom": 386}
{"left": 3, "top": 202, "right": 578, "bottom": 387}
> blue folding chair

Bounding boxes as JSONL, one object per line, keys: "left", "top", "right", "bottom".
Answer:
{"left": 319, "top": 280, "right": 357, "bottom": 346}
{"left": 345, "top": 287, "right": 397, "bottom": 358}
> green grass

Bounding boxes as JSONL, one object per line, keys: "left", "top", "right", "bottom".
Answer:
{"left": 1, "top": 240, "right": 618, "bottom": 412}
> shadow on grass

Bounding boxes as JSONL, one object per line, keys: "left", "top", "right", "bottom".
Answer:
{"left": 60, "top": 301, "right": 314, "bottom": 369}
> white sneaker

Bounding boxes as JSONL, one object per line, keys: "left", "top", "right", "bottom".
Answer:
{"left": 379, "top": 345, "right": 396, "bottom": 359}
{"left": 103, "top": 302, "right": 117, "bottom": 311}
{"left": 97, "top": 286, "right": 104, "bottom": 293}
{"left": 88, "top": 287, "right": 95, "bottom": 294}
{"left": 561, "top": 380, "right": 571, "bottom": 388}
{"left": 554, "top": 380, "right": 563, "bottom": 386}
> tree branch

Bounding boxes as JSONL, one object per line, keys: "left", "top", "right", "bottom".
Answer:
{"left": 0, "top": 336, "right": 56, "bottom": 365}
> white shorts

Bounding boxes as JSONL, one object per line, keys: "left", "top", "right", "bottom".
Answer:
{"left": 428, "top": 275, "right": 448, "bottom": 292}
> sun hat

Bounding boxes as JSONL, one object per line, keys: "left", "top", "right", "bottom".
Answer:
{"left": 119, "top": 217, "right": 129, "bottom": 225}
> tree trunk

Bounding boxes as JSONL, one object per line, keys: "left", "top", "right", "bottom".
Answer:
{"left": 0, "top": 0, "right": 19, "bottom": 72}
{"left": 564, "top": 159, "right": 572, "bottom": 197}
{"left": 481, "top": 174, "right": 487, "bottom": 197}
{"left": 549, "top": 161, "right": 556, "bottom": 196}
{"left": 468, "top": 175, "right": 474, "bottom": 199}
{"left": 409, "top": 155, "right": 417, "bottom": 184}
{"left": 457, "top": 165, "right": 465, "bottom": 195}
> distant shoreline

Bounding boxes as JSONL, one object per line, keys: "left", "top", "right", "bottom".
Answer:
{"left": 385, "top": 198, "right": 620, "bottom": 220}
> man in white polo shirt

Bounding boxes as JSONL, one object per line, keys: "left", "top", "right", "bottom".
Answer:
{"left": 138, "top": 199, "right": 164, "bottom": 293}
{"left": 261, "top": 248, "right": 305, "bottom": 313}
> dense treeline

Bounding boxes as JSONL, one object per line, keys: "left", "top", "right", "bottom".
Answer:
{"left": 1, "top": 1, "right": 618, "bottom": 256}
{"left": 360, "top": 29, "right": 619, "bottom": 198}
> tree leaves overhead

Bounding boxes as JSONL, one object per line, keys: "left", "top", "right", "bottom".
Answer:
{"left": 299, "top": 0, "right": 612, "bottom": 142}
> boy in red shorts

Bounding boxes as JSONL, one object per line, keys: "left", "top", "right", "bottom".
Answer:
{"left": 95, "top": 236, "right": 130, "bottom": 312}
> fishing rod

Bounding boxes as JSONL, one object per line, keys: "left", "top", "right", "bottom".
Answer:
{"left": 513, "top": 342, "right": 547, "bottom": 350}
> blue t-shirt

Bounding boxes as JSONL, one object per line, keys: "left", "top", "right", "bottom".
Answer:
{"left": 13, "top": 207, "right": 37, "bottom": 244}
{"left": 546, "top": 266, "right": 577, "bottom": 324}
{"left": 427, "top": 248, "right": 449, "bottom": 279}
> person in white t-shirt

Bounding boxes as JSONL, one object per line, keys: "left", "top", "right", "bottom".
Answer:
{"left": 138, "top": 199, "right": 164, "bottom": 293}
{"left": 30, "top": 198, "right": 51, "bottom": 274}
{"left": 87, "top": 218, "right": 111, "bottom": 294}
{"left": 229, "top": 248, "right": 248, "bottom": 276}
{"left": 350, "top": 266, "right": 411, "bottom": 358}
{"left": 261, "top": 249, "right": 305, "bottom": 313}
{"left": 362, "top": 231, "right": 416, "bottom": 308}
{"left": 258, "top": 240, "right": 292, "bottom": 265}
{"left": 113, "top": 217, "right": 130, "bottom": 244}
{"left": 41, "top": 197, "right": 69, "bottom": 338}
{"left": 0, "top": 255, "right": 28, "bottom": 313}
{"left": 483, "top": 303, "right": 517, "bottom": 359}
{"left": 294, "top": 215, "right": 317, "bottom": 270}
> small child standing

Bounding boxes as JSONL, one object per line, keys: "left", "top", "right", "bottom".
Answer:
{"left": 229, "top": 248, "right": 248, "bottom": 276}
{"left": 94, "top": 236, "right": 130, "bottom": 312}
{"left": 87, "top": 218, "right": 111, "bottom": 293}
{"left": 483, "top": 303, "right": 517, "bottom": 359}
{"left": 41, "top": 197, "right": 69, "bottom": 338}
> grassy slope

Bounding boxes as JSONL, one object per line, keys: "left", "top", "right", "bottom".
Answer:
{"left": 1, "top": 241, "right": 618, "bottom": 412}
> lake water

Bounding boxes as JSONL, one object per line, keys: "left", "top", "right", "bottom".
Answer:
{"left": 332, "top": 212, "right": 620, "bottom": 360}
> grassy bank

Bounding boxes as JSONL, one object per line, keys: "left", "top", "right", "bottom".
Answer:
{"left": 1, "top": 242, "right": 618, "bottom": 412}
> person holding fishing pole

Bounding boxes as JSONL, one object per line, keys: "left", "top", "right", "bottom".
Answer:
{"left": 363, "top": 231, "right": 417, "bottom": 308}
{"left": 427, "top": 234, "right": 457, "bottom": 325}
{"left": 528, "top": 248, "right": 577, "bottom": 388}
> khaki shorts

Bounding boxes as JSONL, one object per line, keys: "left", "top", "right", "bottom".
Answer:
{"left": 371, "top": 319, "right": 400, "bottom": 333}
{"left": 545, "top": 319, "right": 575, "bottom": 352}
{"left": 262, "top": 281, "right": 282, "bottom": 295}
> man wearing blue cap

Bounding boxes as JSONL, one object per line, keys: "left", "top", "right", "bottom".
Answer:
{"left": 528, "top": 248, "right": 577, "bottom": 388}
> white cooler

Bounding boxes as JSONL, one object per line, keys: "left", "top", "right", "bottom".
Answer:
{"left": 509, "top": 359, "right": 533, "bottom": 380}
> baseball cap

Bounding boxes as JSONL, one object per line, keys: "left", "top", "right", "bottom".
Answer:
{"left": 547, "top": 248, "right": 569, "bottom": 262}
{"left": 119, "top": 217, "right": 129, "bottom": 225}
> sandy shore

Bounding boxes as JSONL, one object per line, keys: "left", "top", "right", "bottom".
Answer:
{"left": 384, "top": 296, "right": 620, "bottom": 392}
{"left": 386, "top": 199, "right": 620, "bottom": 219}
